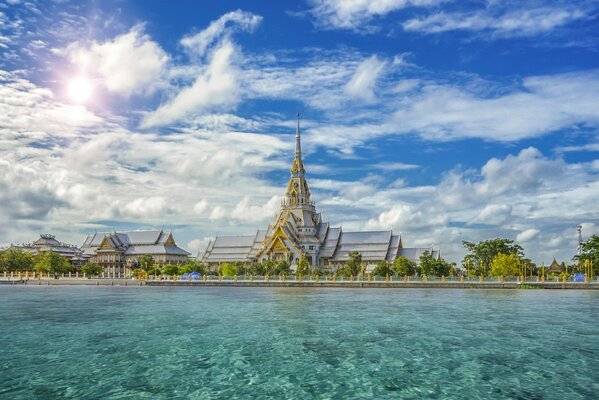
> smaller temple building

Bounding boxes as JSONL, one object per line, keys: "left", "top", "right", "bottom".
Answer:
{"left": 81, "top": 229, "right": 190, "bottom": 276}
{"left": 5, "top": 234, "right": 87, "bottom": 269}
{"left": 547, "top": 258, "right": 567, "bottom": 274}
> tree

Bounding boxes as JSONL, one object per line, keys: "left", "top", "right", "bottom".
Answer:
{"left": 132, "top": 268, "right": 146, "bottom": 279}
{"left": 0, "top": 248, "right": 34, "bottom": 272}
{"left": 575, "top": 235, "right": 599, "bottom": 277}
{"left": 138, "top": 255, "right": 154, "bottom": 271}
{"left": 346, "top": 251, "right": 362, "bottom": 277}
{"left": 296, "top": 255, "right": 311, "bottom": 276}
{"left": 220, "top": 263, "right": 237, "bottom": 276}
{"left": 34, "top": 251, "right": 71, "bottom": 275}
{"left": 420, "top": 251, "right": 452, "bottom": 277}
{"left": 162, "top": 263, "right": 180, "bottom": 276}
{"left": 392, "top": 256, "right": 417, "bottom": 277}
{"left": 81, "top": 262, "right": 102, "bottom": 277}
{"left": 275, "top": 260, "right": 291, "bottom": 275}
{"left": 489, "top": 253, "right": 521, "bottom": 277}
{"left": 462, "top": 238, "right": 524, "bottom": 276}
{"left": 180, "top": 259, "right": 206, "bottom": 275}
{"left": 371, "top": 260, "right": 393, "bottom": 277}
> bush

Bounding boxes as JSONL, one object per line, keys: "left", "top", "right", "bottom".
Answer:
{"left": 81, "top": 262, "right": 102, "bottom": 277}
{"left": 220, "top": 263, "right": 237, "bottom": 277}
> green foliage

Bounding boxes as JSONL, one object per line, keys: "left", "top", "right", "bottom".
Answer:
{"left": 180, "top": 259, "right": 206, "bottom": 275}
{"left": 419, "top": 251, "right": 452, "bottom": 277}
{"left": 575, "top": 235, "right": 599, "bottom": 277}
{"left": 296, "top": 255, "right": 311, "bottom": 276}
{"left": 489, "top": 253, "right": 521, "bottom": 277}
{"left": 220, "top": 263, "right": 237, "bottom": 277}
{"left": 132, "top": 268, "right": 146, "bottom": 279}
{"left": 462, "top": 238, "right": 525, "bottom": 276}
{"left": 162, "top": 263, "right": 180, "bottom": 276}
{"left": 392, "top": 256, "right": 417, "bottom": 276}
{"left": 371, "top": 260, "right": 393, "bottom": 277}
{"left": 81, "top": 262, "right": 102, "bottom": 277}
{"left": 0, "top": 248, "right": 34, "bottom": 272}
{"left": 275, "top": 260, "right": 291, "bottom": 275}
{"left": 346, "top": 251, "right": 362, "bottom": 277}
{"left": 34, "top": 251, "right": 71, "bottom": 275}
{"left": 138, "top": 254, "right": 154, "bottom": 271}
{"left": 311, "top": 268, "right": 329, "bottom": 277}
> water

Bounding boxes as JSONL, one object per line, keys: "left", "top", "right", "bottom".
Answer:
{"left": 0, "top": 287, "right": 597, "bottom": 399}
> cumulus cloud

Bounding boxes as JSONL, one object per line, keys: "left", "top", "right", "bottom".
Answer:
{"left": 469, "top": 204, "right": 513, "bottom": 226}
{"left": 187, "top": 237, "right": 214, "bottom": 258}
{"left": 517, "top": 229, "right": 540, "bottom": 243}
{"left": 181, "top": 10, "right": 262, "bottom": 57}
{"left": 65, "top": 24, "right": 169, "bottom": 96}
{"left": 345, "top": 55, "right": 387, "bottom": 102}
{"left": 141, "top": 41, "right": 239, "bottom": 128}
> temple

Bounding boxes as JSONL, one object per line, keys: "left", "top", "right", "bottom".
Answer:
{"left": 81, "top": 229, "right": 190, "bottom": 276}
{"left": 202, "top": 115, "right": 440, "bottom": 270}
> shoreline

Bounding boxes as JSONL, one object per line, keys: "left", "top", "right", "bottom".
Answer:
{"left": 1, "top": 277, "right": 598, "bottom": 289}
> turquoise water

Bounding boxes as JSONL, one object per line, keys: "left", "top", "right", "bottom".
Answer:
{"left": 0, "top": 287, "right": 597, "bottom": 399}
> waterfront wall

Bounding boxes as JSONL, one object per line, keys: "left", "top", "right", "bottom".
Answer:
{"left": 1, "top": 277, "right": 598, "bottom": 289}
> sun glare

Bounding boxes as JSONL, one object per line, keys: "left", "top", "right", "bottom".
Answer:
{"left": 68, "top": 77, "right": 93, "bottom": 103}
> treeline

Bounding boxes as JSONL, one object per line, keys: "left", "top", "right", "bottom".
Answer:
{"left": 0, "top": 249, "right": 71, "bottom": 275}
{"left": 2, "top": 235, "right": 597, "bottom": 278}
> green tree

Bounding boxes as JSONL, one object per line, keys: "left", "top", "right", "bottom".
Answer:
{"left": 371, "top": 260, "right": 393, "bottom": 277}
{"left": 489, "top": 253, "right": 521, "bottom": 277}
{"left": 462, "top": 238, "right": 525, "bottom": 276}
{"left": 392, "top": 256, "right": 417, "bottom": 277}
{"left": 220, "top": 263, "right": 237, "bottom": 277}
{"left": 575, "top": 235, "right": 599, "bottom": 277}
{"left": 81, "top": 262, "right": 102, "bottom": 277}
{"left": 296, "top": 255, "right": 311, "bottom": 276}
{"left": 275, "top": 260, "right": 291, "bottom": 275}
{"left": 0, "top": 248, "right": 34, "bottom": 272}
{"left": 346, "top": 251, "right": 362, "bottom": 277}
{"left": 180, "top": 259, "right": 206, "bottom": 275}
{"left": 34, "top": 251, "right": 71, "bottom": 275}
{"left": 420, "top": 251, "right": 452, "bottom": 277}
{"left": 132, "top": 268, "right": 146, "bottom": 279}
{"left": 162, "top": 263, "right": 180, "bottom": 276}
{"left": 138, "top": 254, "right": 154, "bottom": 271}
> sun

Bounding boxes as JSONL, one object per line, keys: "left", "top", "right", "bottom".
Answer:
{"left": 68, "top": 77, "right": 93, "bottom": 103}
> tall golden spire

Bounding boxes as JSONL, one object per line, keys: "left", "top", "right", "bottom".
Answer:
{"left": 291, "top": 112, "right": 305, "bottom": 176}
{"left": 285, "top": 113, "right": 311, "bottom": 208}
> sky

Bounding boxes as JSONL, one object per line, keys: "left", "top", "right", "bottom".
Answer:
{"left": 1, "top": 0, "right": 598, "bottom": 264}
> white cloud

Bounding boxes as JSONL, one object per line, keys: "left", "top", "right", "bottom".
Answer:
{"left": 517, "top": 228, "right": 540, "bottom": 243}
{"left": 65, "top": 24, "right": 169, "bottom": 96}
{"left": 403, "top": 7, "right": 587, "bottom": 37}
{"left": 181, "top": 10, "right": 262, "bottom": 57}
{"left": 187, "top": 237, "right": 214, "bottom": 258}
{"left": 141, "top": 41, "right": 239, "bottom": 128}
{"left": 307, "top": 0, "right": 443, "bottom": 31}
{"left": 392, "top": 71, "right": 599, "bottom": 142}
{"left": 470, "top": 204, "right": 512, "bottom": 226}
{"left": 345, "top": 55, "right": 387, "bottom": 102}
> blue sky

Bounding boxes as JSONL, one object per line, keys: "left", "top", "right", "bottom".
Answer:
{"left": 1, "top": 0, "right": 598, "bottom": 264}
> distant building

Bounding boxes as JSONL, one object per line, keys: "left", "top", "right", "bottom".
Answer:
{"left": 5, "top": 234, "right": 87, "bottom": 269}
{"left": 201, "top": 116, "right": 440, "bottom": 270}
{"left": 81, "top": 229, "right": 190, "bottom": 276}
{"left": 547, "top": 259, "right": 566, "bottom": 274}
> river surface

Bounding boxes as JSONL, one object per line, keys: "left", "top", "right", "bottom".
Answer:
{"left": 0, "top": 286, "right": 597, "bottom": 399}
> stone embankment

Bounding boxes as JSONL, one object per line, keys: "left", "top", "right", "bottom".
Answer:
{"left": 1, "top": 277, "right": 597, "bottom": 289}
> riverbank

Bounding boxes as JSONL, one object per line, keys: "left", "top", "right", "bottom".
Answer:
{"left": 1, "top": 277, "right": 598, "bottom": 289}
